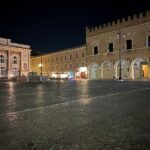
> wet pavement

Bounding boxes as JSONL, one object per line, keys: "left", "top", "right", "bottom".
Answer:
{"left": 0, "top": 80, "right": 150, "bottom": 150}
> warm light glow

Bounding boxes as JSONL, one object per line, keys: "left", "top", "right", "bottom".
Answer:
{"left": 142, "top": 65, "right": 149, "bottom": 78}
{"left": 79, "top": 67, "right": 87, "bottom": 72}
{"left": 9, "top": 74, "right": 13, "bottom": 77}
{"left": 76, "top": 72, "right": 80, "bottom": 76}
{"left": 60, "top": 74, "right": 68, "bottom": 78}
{"left": 38, "top": 63, "right": 43, "bottom": 67}
{"left": 80, "top": 98, "right": 92, "bottom": 105}
{"left": 51, "top": 73, "right": 57, "bottom": 78}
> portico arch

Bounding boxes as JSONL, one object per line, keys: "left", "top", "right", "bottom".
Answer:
{"left": 101, "top": 61, "right": 113, "bottom": 79}
{"left": 131, "top": 58, "right": 148, "bottom": 79}
{"left": 88, "top": 63, "right": 99, "bottom": 79}
{"left": 115, "top": 59, "right": 130, "bottom": 79}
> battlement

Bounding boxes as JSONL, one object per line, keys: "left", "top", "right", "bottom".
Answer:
{"left": 86, "top": 10, "right": 150, "bottom": 36}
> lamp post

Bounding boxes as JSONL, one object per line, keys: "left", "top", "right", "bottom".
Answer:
{"left": 38, "top": 56, "right": 43, "bottom": 76}
{"left": 117, "top": 31, "right": 122, "bottom": 80}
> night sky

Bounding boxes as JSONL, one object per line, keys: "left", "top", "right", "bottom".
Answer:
{"left": 0, "top": 0, "right": 149, "bottom": 53}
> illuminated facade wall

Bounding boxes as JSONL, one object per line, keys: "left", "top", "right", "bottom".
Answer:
{"left": 0, "top": 38, "right": 31, "bottom": 78}
{"left": 31, "top": 10, "right": 150, "bottom": 80}
{"left": 86, "top": 10, "right": 150, "bottom": 80}
{"left": 31, "top": 45, "right": 87, "bottom": 78}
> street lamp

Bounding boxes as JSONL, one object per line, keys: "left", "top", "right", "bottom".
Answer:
{"left": 38, "top": 56, "right": 43, "bottom": 76}
{"left": 117, "top": 31, "right": 122, "bottom": 80}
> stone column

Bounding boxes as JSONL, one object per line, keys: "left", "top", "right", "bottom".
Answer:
{"left": 7, "top": 50, "right": 11, "bottom": 77}
{"left": 20, "top": 52, "right": 22, "bottom": 76}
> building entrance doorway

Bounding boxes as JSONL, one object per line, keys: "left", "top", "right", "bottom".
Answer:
{"left": 142, "top": 64, "right": 149, "bottom": 78}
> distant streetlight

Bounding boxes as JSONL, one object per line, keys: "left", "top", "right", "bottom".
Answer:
{"left": 38, "top": 56, "right": 43, "bottom": 75}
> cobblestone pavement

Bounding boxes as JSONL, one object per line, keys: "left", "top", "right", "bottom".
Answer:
{"left": 0, "top": 80, "right": 150, "bottom": 150}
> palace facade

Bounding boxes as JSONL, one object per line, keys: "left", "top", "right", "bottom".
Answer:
{"left": 0, "top": 38, "right": 31, "bottom": 78}
{"left": 31, "top": 10, "right": 150, "bottom": 80}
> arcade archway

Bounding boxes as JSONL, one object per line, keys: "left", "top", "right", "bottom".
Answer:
{"left": 131, "top": 58, "right": 149, "bottom": 79}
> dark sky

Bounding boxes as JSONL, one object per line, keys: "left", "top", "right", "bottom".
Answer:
{"left": 0, "top": 0, "right": 149, "bottom": 53}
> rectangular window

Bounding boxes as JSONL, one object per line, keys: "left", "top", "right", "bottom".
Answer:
{"left": 148, "top": 36, "right": 150, "bottom": 47}
{"left": 76, "top": 53, "right": 78, "bottom": 58}
{"left": 82, "top": 62, "right": 84, "bottom": 66}
{"left": 65, "top": 64, "right": 67, "bottom": 69}
{"left": 70, "top": 55, "right": 72, "bottom": 59}
{"left": 70, "top": 64, "right": 72, "bottom": 68}
{"left": 108, "top": 43, "right": 113, "bottom": 52}
{"left": 126, "top": 40, "right": 132, "bottom": 50}
{"left": 0, "top": 67, "right": 5, "bottom": 75}
{"left": 0, "top": 55, "right": 5, "bottom": 63}
{"left": 76, "top": 63, "right": 78, "bottom": 68}
{"left": 94, "top": 46, "right": 98, "bottom": 55}
{"left": 82, "top": 52, "right": 84, "bottom": 57}
{"left": 12, "top": 58, "right": 17, "bottom": 64}
{"left": 0, "top": 59, "right": 4, "bottom": 63}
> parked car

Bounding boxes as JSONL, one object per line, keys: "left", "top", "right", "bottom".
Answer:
{"left": 27, "top": 72, "right": 40, "bottom": 82}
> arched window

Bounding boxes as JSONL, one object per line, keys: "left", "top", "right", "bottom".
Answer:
{"left": 12, "top": 56, "right": 18, "bottom": 64}
{"left": 0, "top": 55, "right": 5, "bottom": 63}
